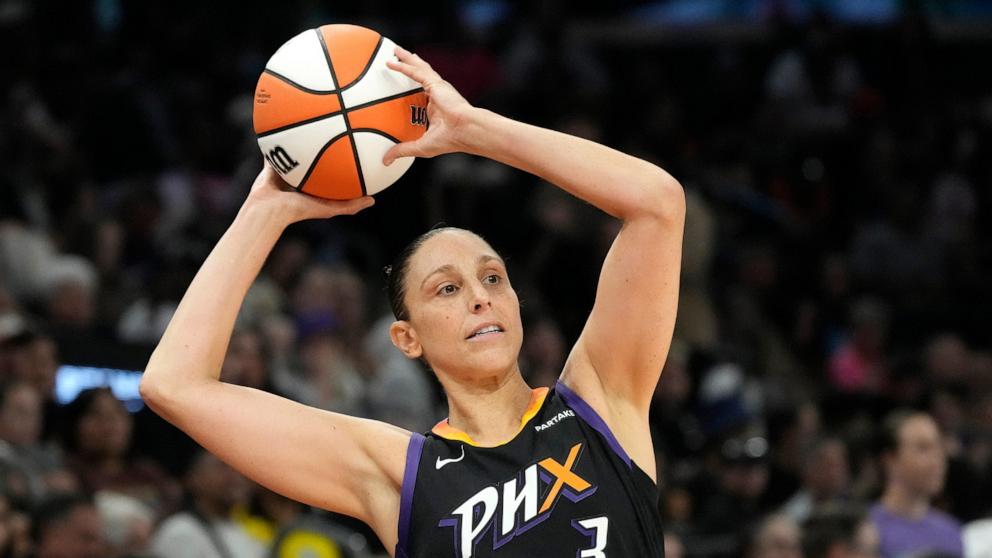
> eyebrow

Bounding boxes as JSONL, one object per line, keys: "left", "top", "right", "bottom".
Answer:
{"left": 420, "top": 255, "right": 505, "bottom": 290}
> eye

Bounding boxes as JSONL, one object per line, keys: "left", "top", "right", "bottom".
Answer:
{"left": 483, "top": 274, "right": 501, "bottom": 285}
{"left": 437, "top": 284, "right": 459, "bottom": 296}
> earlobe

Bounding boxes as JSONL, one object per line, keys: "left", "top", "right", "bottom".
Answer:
{"left": 389, "top": 320, "right": 423, "bottom": 359}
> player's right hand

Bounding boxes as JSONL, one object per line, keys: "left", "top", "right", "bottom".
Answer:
{"left": 244, "top": 163, "right": 374, "bottom": 224}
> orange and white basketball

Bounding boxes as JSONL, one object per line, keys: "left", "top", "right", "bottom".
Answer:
{"left": 253, "top": 24, "right": 428, "bottom": 200}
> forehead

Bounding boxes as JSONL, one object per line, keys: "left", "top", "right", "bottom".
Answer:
{"left": 407, "top": 230, "right": 502, "bottom": 280}
{"left": 898, "top": 415, "right": 938, "bottom": 441}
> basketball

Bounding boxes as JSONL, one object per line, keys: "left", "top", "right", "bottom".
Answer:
{"left": 253, "top": 24, "right": 428, "bottom": 200}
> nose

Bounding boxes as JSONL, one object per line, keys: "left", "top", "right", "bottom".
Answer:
{"left": 468, "top": 281, "right": 492, "bottom": 313}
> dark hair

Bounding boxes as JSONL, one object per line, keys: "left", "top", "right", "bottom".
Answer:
{"left": 31, "top": 492, "right": 96, "bottom": 542}
{"left": 802, "top": 508, "right": 864, "bottom": 558}
{"left": 384, "top": 226, "right": 492, "bottom": 321}
{"left": 876, "top": 409, "right": 931, "bottom": 458}
{"left": 59, "top": 387, "right": 123, "bottom": 454}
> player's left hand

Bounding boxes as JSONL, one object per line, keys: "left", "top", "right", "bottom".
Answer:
{"left": 382, "top": 46, "right": 475, "bottom": 165}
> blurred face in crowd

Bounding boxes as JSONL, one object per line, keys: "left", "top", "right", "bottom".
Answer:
{"left": 391, "top": 230, "right": 523, "bottom": 380}
{"left": 885, "top": 414, "right": 946, "bottom": 498}
{"left": 7, "top": 336, "right": 59, "bottom": 398}
{"left": 36, "top": 503, "right": 106, "bottom": 558}
{"left": 186, "top": 452, "right": 250, "bottom": 515}
{"left": 75, "top": 391, "right": 132, "bottom": 460}
{"left": 805, "top": 439, "right": 849, "bottom": 500}
{"left": 0, "top": 494, "right": 31, "bottom": 557}
{"left": 0, "top": 382, "right": 42, "bottom": 446}
{"left": 220, "top": 330, "right": 267, "bottom": 389}
{"left": 47, "top": 280, "right": 96, "bottom": 327}
{"left": 849, "top": 519, "right": 880, "bottom": 558}
{"left": 750, "top": 515, "right": 802, "bottom": 558}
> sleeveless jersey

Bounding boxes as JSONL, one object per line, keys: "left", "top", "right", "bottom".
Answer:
{"left": 395, "top": 381, "right": 665, "bottom": 558}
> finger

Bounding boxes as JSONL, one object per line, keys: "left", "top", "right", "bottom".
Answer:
{"left": 319, "top": 195, "right": 375, "bottom": 216}
{"left": 388, "top": 49, "right": 442, "bottom": 86}
{"left": 386, "top": 59, "right": 438, "bottom": 87}
{"left": 344, "top": 196, "right": 376, "bottom": 215}
{"left": 383, "top": 140, "right": 422, "bottom": 166}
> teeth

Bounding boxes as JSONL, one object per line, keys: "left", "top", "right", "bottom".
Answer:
{"left": 472, "top": 325, "right": 502, "bottom": 337}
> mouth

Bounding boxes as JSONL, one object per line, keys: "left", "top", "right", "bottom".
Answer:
{"left": 466, "top": 323, "right": 505, "bottom": 340}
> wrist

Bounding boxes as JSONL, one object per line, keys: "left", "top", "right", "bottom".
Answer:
{"left": 237, "top": 197, "right": 291, "bottom": 232}
{"left": 456, "top": 107, "right": 504, "bottom": 157}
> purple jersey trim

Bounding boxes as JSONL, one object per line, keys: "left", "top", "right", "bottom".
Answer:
{"left": 555, "top": 380, "right": 633, "bottom": 469}
{"left": 396, "top": 432, "right": 426, "bottom": 557}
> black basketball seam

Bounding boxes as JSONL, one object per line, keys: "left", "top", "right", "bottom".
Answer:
{"left": 294, "top": 129, "right": 351, "bottom": 196}
{"left": 339, "top": 34, "right": 385, "bottom": 92}
{"left": 262, "top": 69, "right": 339, "bottom": 96}
{"left": 315, "top": 28, "right": 367, "bottom": 196}
{"left": 349, "top": 128, "right": 402, "bottom": 145}
{"left": 256, "top": 110, "right": 345, "bottom": 138}
{"left": 345, "top": 87, "right": 426, "bottom": 113}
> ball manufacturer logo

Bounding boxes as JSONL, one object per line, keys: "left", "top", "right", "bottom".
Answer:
{"left": 410, "top": 105, "right": 428, "bottom": 127}
{"left": 266, "top": 146, "right": 299, "bottom": 175}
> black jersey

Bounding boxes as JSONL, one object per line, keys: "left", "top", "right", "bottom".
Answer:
{"left": 395, "top": 381, "right": 665, "bottom": 558}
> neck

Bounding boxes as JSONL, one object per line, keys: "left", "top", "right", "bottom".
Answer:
{"left": 881, "top": 482, "right": 930, "bottom": 519}
{"left": 442, "top": 368, "right": 534, "bottom": 446}
{"left": 78, "top": 454, "right": 123, "bottom": 474}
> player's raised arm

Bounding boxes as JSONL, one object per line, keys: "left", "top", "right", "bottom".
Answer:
{"left": 139, "top": 167, "right": 409, "bottom": 548}
{"left": 384, "top": 46, "right": 685, "bottom": 419}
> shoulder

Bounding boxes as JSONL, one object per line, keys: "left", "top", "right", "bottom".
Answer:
{"left": 151, "top": 512, "right": 210, "bottom": 548}
{"left": 926, "top": 508, "right": 964, "bottom": 531}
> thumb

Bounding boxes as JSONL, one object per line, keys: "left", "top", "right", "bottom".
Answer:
{"left": 337, "top": 195, "right": 376, "bottom": 215}
{"left": 383, "top": 141, "right": 421, "bottom": 166}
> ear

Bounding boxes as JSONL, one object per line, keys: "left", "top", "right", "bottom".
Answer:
{"left": 389, "top": 320, "right": 423, "bottom": 359}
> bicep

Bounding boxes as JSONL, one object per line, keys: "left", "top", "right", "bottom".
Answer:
{"left": 566, "top": 207, "right": 684, "bottom": 410}
{"left": 148, "top": 382, "right": 409, "bottom": 524}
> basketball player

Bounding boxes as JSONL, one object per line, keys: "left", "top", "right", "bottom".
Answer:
{"left": 141, "top": 46, "right": 685, "bottom": 557}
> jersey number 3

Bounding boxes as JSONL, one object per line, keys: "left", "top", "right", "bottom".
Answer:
{"left": 573, "top": 516, "right": 609, "bottom": 558}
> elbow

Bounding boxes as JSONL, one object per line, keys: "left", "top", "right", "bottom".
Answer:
{"left": 139, "top": 372, "right": 166, "bottom": 410}
{"left": 639, "top": 173, "right": 685, "bottom": 224}
{"left": 139, "top": 368, "right": 181, "bottom": 413}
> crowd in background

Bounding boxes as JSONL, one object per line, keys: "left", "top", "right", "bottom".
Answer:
{"left": 1, "top": 1, "right": 992, "bottom": 557}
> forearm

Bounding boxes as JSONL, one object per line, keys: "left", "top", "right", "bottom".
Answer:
{"left": 458, "top": 109, "right": 683, "bottom": 221}
{"left": 141, "top": 202, "right": 285, "bottom": 398}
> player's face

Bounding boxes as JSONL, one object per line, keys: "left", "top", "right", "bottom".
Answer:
{"left": 398, "top": 230, "right": 523, "bottom": 380}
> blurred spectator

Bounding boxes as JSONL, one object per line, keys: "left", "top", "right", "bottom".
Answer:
{"left": 93, "top": 490, "right": 155, "bottom": 557}
{"left": 234, "top": 486, "right": 370, "bottom": 558}
{"left": 520, "top": 315, "right": 567, "bottom": 388}
{"left": 746, "top": 514, "right": 803, "bottom": 558}
{"left": 60, "top": 388, "right": 180, "bottom": 517}
{"left": 695, "top": 432, "right": 771, "bottom": 555}
{"left": 32, "top": 493, "right": 107, "bottom": 558}
{"left": 828, "top": 298, "right": 890, "bottom": 396}
{"left": 802, "top": 509, "right": 880, "bottom": 558}
{"left": 219, "top": 329, "right": 273, "bottom": 392}
{"left": 870, "top": 411, "right": 963, "bottom": 557}
{"left": 965, "top": 515, "right": 992, "bottom": 558}
{"left": 780, "top": 436, "right": 851, "bottom": 523}
{"left": 0, "top": 491, "right": 31, "bottom": 558}
{"left": 0, "top": 326, "right": 61, "bottom": 441}
{"left": 363, "top": 314, "right": 434, "bottom": 433}
{"left": 0, "top": 380, "right": 68, "bottom": 503}
{"left": 151, "top": 449, "right": 263, "bottom": 558}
